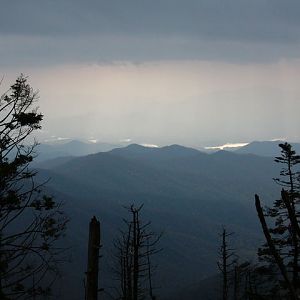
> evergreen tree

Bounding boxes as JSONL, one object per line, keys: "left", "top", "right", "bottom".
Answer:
{"left": 256, "top": 143, "right": 300, "bottom": 299}
{"left": 0, "top": 75, "right": 67, "bottom": 299}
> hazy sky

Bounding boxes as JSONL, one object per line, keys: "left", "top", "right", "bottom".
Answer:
{"left": 1, "top": 0, "right": 300, "bottom": 147}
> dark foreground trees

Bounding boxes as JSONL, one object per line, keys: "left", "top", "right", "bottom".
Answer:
{"left": 217, "top": 228, "right": 257, "bottom": 300}
{"left": 255, "top": 143, "right": 300, "bottom": 299}
{"left": 217, "top": 143, "right": 300, "bottom": 299}
{"left": 113, "top": 205, "right": 161, "bottom": 300}
{"left": 0, "top": 76, "right": 67, "bottom": 299}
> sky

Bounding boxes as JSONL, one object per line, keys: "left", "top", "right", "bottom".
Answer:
{"left": 1, "top": 0, "right": 300, "bottom": 147}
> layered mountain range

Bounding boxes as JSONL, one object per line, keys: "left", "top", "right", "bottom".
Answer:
{"left": 33, "top": 141, "right": 289, "bottom": 299}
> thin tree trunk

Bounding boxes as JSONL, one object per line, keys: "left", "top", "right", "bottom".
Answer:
{"left": 147, "top": 238, "right": 154, "bottom": 300}
{"left": 222, "top": 230, "right": 228, "bottom": 300}
{"left": 133, "top": 209, "right": 139, "bottom": 300}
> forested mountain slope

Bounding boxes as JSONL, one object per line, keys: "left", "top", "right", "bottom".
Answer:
{"left": 35, "top": 144, "right": 281, "bottom": 299}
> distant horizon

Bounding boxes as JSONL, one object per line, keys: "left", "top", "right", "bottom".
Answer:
{"left": 2, "top": 1, "right": 300, "bottom": 146}
{"left": 36, "top": 135, "right": 300, "bottom": 151}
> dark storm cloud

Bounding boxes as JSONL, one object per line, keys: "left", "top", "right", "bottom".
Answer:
{"left": 1, "top": 1, "right": 300, "bottom": 66}
{"left": 1, "top": 1, "right": 300, "bottom": 146}
{"left": 1, "top": 35, "right": 300, "bottom": 68}
{"left": 1, "top": 0, "right": 300, "bottom": 43}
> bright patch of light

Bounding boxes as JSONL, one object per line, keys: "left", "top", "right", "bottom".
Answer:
{"left": 88, "top": 139, "right": 98, "bottom": 143}
{"left": 205, "top": 142, "right": 249, "bottom": 150}
{"left": 57, "top": 137, "right": 71, "bottom": 141}
{"left": 140, "top": 143, "right": 159, "bottom": 148}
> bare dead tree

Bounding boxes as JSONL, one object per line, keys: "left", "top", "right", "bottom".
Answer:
{"left": 217, "top": 227, "right": 236, "bottom": 300}
{"left": 113, "top": 204, "right": 161, "bottom": 300}
{"left": 86, "top": 216, "right": 101, "bottom": 300}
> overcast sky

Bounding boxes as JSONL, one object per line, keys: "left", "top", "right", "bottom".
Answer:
{"left": 1, "top": 0, "right": 300, "bottom": 147}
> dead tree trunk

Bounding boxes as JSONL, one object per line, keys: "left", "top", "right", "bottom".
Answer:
{"left": 114, "top": 204, "right": 161, "bottom": 300}
{"left": 86, "top": 216, "right": 101, "bottom": 300}
{"left": 217, "top": 228, "right": 235, "bottom": 300}
{"left": 132, "top": 207, "right": 139, "bottom": 300}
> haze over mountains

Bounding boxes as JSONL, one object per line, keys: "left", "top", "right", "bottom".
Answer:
{"left": 32, "top": 141, "right": 288, "bottom": 299}
{"left": 35, "top": 139, "right": 300, "bottom": 162}
{"left": 235, "top": 140, "right": 300, "bottom": 156}
{"left": 34, "top": 140, "right": 121, "bottom": 161}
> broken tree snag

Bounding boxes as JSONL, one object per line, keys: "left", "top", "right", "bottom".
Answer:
{"left": 86, "top": 216, "right": 101, "bottom": 300}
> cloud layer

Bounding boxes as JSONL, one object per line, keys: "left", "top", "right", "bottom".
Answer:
{"left": 2, "top": 0, "right": 300, "bottom": 42}
{"left": 1, "top": 1, "right": 300, "bottom": 66}
{"left": 1, "top": 1, "right": 299, "bottom": 145}
{"left": 1, "top": 61, "right": 296, "bottom": 146}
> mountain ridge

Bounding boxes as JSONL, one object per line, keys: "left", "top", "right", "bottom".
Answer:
{"left": 235, "top": 140, "right": 300, "bottom": 156}
{"left": 33, "top": 142, "right": 284, "bottom": 299}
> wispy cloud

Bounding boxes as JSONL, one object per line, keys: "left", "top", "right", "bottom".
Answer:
{"left": 269, "top": 137, "right": 286, "bottom": 142}
{"left": 120, "top": 138, "right": 132, "bottom": 143}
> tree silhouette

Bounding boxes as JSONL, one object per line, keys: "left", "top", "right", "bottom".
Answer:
{"left": 0, "top": 75, "right": 67, "bottom": 299}
{"left": 272, "top": 143, "right": 300, "bottom": 288}
{"left": 217, "top": 227, "right": 236, "bottom": 300}
{"left": 113, "top": 204, "right": 161, "bottom": 300}
{"left": 255, "top": 143, "right": 300, "bottom": 299}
